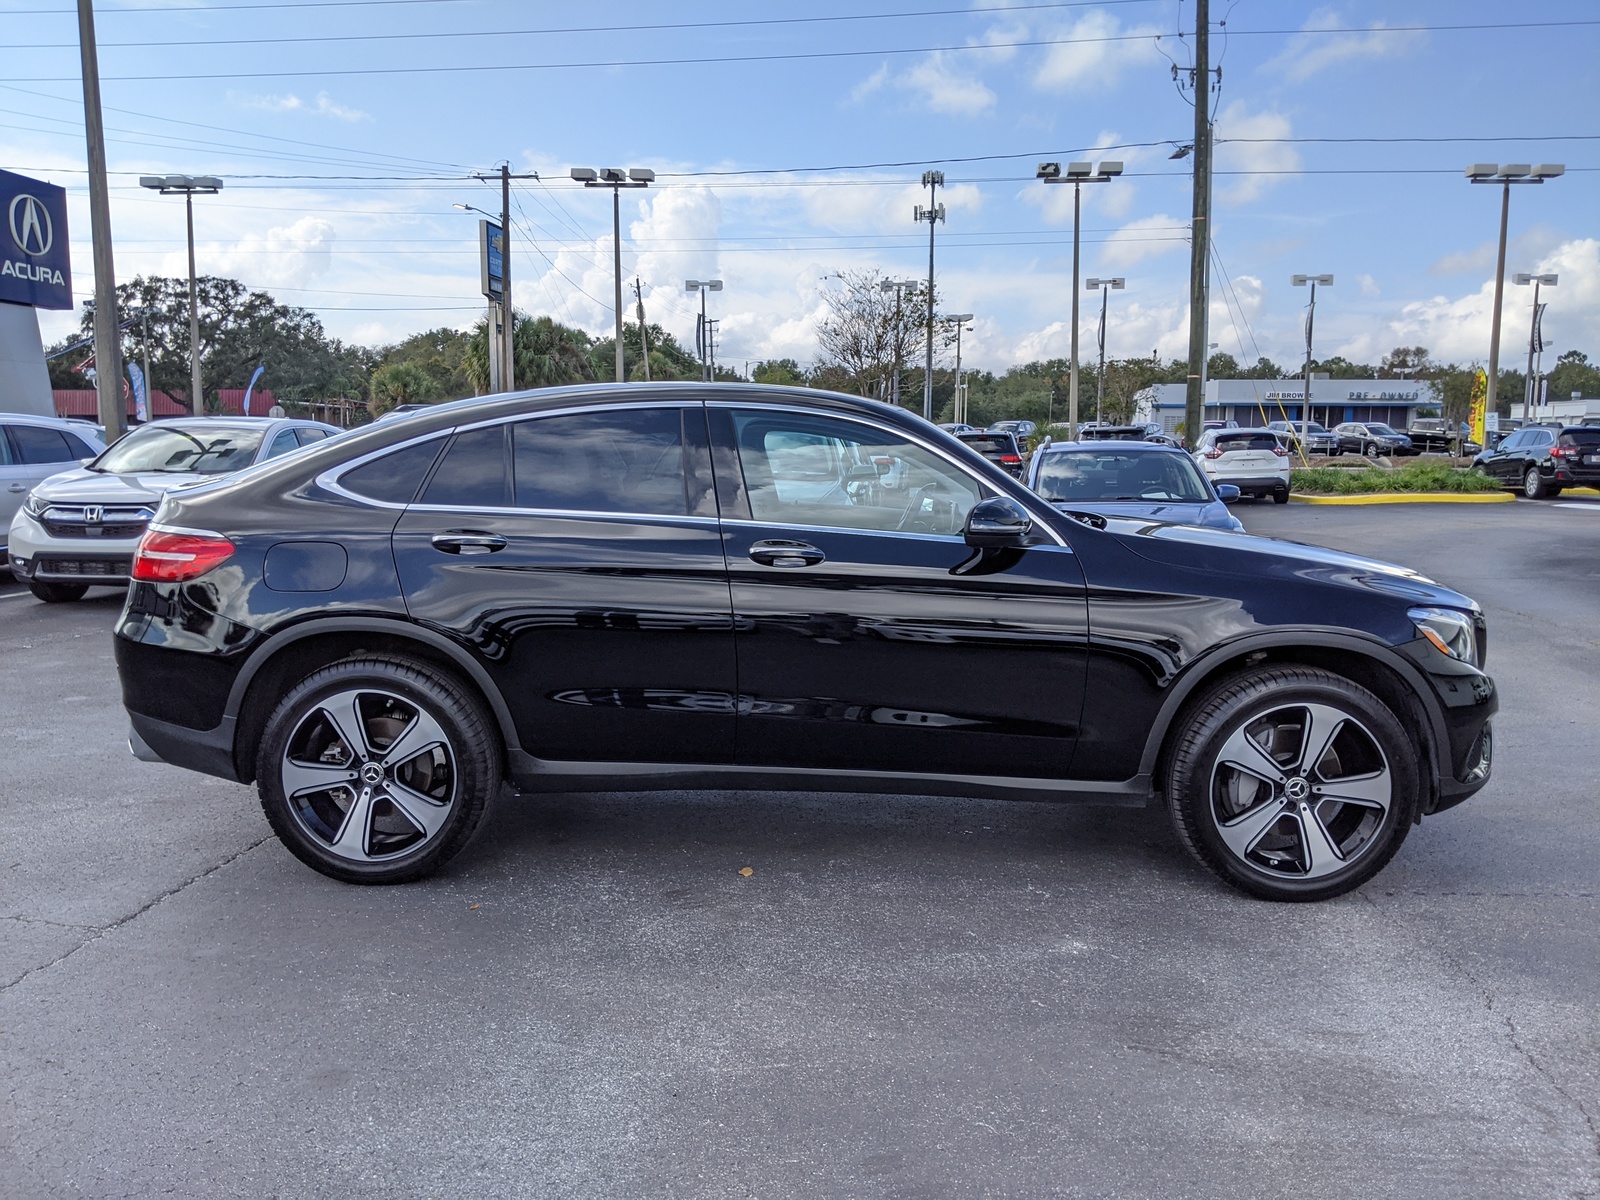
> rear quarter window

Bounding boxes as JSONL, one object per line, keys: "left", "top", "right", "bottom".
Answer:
{"left": 337, "top": 437, "right": 447, "bottom": 505}
{"left": 1560, "top": 429, "right": 1600, "bottom": 446}
{"left": 1215, "top": 434, "right": 1280, "bottom": 452}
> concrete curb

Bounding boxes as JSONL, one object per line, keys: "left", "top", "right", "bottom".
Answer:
{"left": 1289, "top": 491, "right": 1516, "bottom": 505}
{"left": 1565, "top": 487, "right": 1600, "bottom": 497}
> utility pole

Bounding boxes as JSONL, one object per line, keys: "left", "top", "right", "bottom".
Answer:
{"left": 879, "top": 278, "right": 920, "bottom": 409}
{"left": 915, "top": 171, "right": 945, "bottom": 421}
{"left": 948, "top": 314, "right": 974, "bottom": 424}
{"left": 1182, "top": 0, "right": 1214, "bottom": 448}
{"left": 634, "top": 277, "right": 651, "bottom": 382}
{"left": 685, "top": 279, "right": 722, "bottom": 382}
{"left": 77, "top": 0, "right": 125, "bottom": 439}
{"left": 1293, "top": 275, "right": 1334, "bottom": 430}
{"left": 471, "top": 165, "right": 541, "bottom": 390}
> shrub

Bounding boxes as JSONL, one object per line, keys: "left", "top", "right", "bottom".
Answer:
{"left": 1290, "top": 463, "right": 1501, "bottom": 494}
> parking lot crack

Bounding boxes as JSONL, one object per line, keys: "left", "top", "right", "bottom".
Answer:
{"left": 1500, "top": 1011, "right": 1600, "bottom": 1165}
{"left": 1, "top": 914, "right": 99, "bottom": 932}
{"left": 0, "top": 835, "right": 272, "bottom": 995}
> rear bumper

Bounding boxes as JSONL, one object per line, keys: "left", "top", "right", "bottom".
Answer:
{"left": 128, "top": 711, "right": 242, "bottom": 782}
{"left": 1209, "top": 474, "right": 1288, "bottom": 493}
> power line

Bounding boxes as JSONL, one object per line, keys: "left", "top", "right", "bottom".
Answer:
{"left": 12, "top": 2, "right": 1159, "bottom": 48}
{"left": 11, "top": 20, "right": 1594, "bottom": 83}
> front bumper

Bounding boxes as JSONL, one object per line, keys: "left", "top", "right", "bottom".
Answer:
{"left": 7, "top": 513, "right": 141, "bottom": 584}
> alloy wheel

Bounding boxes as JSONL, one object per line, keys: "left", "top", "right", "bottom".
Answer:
{"left": 280, "top": 687, "right": 457, "bottom": 863}
{"left": 1209, "top": 702, "right": 1392, "bottom": 881}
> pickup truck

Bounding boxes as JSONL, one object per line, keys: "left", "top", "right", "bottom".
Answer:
{"left": 1407, "top": 418, "right": 1482, "bottom": 456}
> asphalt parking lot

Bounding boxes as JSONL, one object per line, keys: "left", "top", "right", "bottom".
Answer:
{"left": 3, "top": 498, "right": 1598, "bottom": 1198}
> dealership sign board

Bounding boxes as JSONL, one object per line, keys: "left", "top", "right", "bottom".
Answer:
{"left": 0, "top": 169, "right": 71, "bottom": 309}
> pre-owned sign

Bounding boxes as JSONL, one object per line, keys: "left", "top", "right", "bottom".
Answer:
{"left": 0, "top": 169, "right": 71, "bottom": 309}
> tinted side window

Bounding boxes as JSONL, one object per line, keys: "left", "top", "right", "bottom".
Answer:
{"left": 422, "top": 426, "right": 510, "bottom": 508}
{"left": 732, "top": 409, "right": 981, "bottom": 534}
{"left": 63, "top": 432, "right": 96, "bottom": 459}
{"left": 9, "top": 425, "right": 75, "bottom": 464}
{"left": 511, "top": 408, "right": 687, "bottom": 516}
{"left": 0, "top": 428, "right": 16, "bottom": 467}
{"left": 264, "top": 429, "right": 301, "bottom": 459}
{"left": 1560, "top": 428, "right": 1600, "bottom": 446}
{"left": 295, "top": 427, "right": 331, "bottom": 446}
{"left": 339, "top": 437, "right": 446, "bottom": 504}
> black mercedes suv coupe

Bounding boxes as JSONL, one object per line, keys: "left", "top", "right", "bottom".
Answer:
{"left": 115, "top": 385, "right": 1496, "bottom": 901}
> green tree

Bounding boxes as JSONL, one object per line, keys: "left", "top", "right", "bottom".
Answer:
{"left": 1547, "top": 350, "right": 1600, "bottom": 400}
{"left": 465, "top": 312, "right": 597, "bottom": 393}
{"left": 372, "top": 327, "right": 475, "bottom": 400}
{"left": 751, "top": 358, "right": 807, "bottom": 387}
{"left": 814, "top": 269, "right": 936, "bottom": 405}
{"left": 368, "top": 361, "right": 441, "bottom": 417}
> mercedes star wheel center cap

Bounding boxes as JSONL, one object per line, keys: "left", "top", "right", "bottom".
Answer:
{"left": 360, "top": 762, "right": 385, "bottom": 786}
{"left": 1285, "top": 776, "right": 1311, "bottom": 802}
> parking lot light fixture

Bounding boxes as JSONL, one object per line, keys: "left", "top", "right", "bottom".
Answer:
{"left": 1085, "top": 278, "right": 1125, "bottom": 426}
{"left": 685, "top": 279, "right": 724, "bottom": 382}
{"left": 139, "top": 173, "right": 223, "bottom": 414}
{"left": 1513, "top": 272, "right": 1558, "bottom": 420}
{"left": 1292, "top": 275, "right": 1333, "bottom": 429}
{"left": 945, "top": 314, "right": 974, "bottom": 424}
{"left": 573, "top": 166, "right": 652, "bottom": 381}
{"left": 1038, "top": 160, "right": 1121, "bottom": 434}
{"left": 1466, "top": 162, "right": 1563, "bottom": 421}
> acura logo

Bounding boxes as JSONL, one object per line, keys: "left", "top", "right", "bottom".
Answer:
{"left": 8, "top": 194, "right": 53, "bottom": 257}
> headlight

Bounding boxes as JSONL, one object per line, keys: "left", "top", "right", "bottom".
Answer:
{"left": 1409, "top": 606, "right": 1479, "bottom": 665}
{"left": 22, "top": 493, "right": 50, "bottom": 518}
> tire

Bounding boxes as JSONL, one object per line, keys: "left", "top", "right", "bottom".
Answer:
{"left": 1470, "top": 464, "right": 1486, "bottom": 476}
{"left": 1363, "top": 442, "right": 1379, "bottom": 459}
{"left": 1165, "top": 667, "right": 1420, "bottom": 902}
{"left": 29, "top": 580, "right": 88, "bottom": 603}
{"left": 1523, "top": 466, "right": 1548, "bottom": 500}
{"left": 256, "top": 655, "right": 502, "bottom": 884}
{"left": 1272, "top": 487, "right": 1290, "bottom": 505}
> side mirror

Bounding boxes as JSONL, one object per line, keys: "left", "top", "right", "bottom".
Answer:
{"left": 964, "top": 496, "right": 1032, "bottom": 548}
{"left": 1216, "top": 484, "right": 1241, "bottom": 503}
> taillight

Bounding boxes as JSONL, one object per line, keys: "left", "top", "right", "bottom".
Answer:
{"left": 1000, "top": 454, "right": 1022, "bottom": 464}
{"left": 1552, "top": 444, "right": 1580, "bottom": 458}
{"left": 1203, "top": 447, "right": 1223, "bottom": 459}
{"left": 131, "top": 529, "right": 236, "bottom": 583}
{"left": 1272, "top": 444, "right": 1290, "bottom": 457}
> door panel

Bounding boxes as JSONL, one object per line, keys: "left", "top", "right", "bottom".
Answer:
{"left": 392, "top": 405, "right": 736, "bottom": 764}
{"left": 711, "top": 406, "right": 1089, "bottom": 779}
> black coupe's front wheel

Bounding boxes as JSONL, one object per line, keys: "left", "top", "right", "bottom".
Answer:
{"left": 1165, "top": 667, "right": 1419, "bottom": 901}
{"left": 256, "top": 656, "right": 501, "bottom": 884}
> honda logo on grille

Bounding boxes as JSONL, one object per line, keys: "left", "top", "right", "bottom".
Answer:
{"left": 83, "top": 505, "right": 104, "bottom": 524}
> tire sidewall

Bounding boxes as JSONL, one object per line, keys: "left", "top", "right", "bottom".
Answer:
{"left": 256, "top": 658, "right": 499, "bottom": 884}
{"left": 1168, "top": 671, "right": 1420, "bottom": 901}
{"left": 1524, "top": 467, "right": 1543, "bottom": 498}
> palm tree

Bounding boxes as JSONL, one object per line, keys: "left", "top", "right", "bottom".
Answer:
{"left": 465, "top": 313, "right": 595, "bottom": 393}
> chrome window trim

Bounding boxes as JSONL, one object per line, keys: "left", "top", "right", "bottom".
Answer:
{"left": 708, "top": 399, "right": 1069, "bottom": 547}
{"left": 453, "top": 397, "right": 705, "bottom": 434}
{"left": 317, "top": 428, "right": 455, "bottom": 509}
{"left": 401, "top": 503, "right": 721, "bottom": 528}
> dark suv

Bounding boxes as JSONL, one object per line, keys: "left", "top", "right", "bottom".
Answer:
{"left": 1471, "top": 424, "right": 1600, "bottom": 498}
{"left": 956, "top": 430, "right": 1025, "bottom": 477}
{"left": 115, "top": 384, "right": 1496, "bottom": 902}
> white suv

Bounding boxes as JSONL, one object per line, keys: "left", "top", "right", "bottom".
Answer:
{"left": 0, "top": 414, "right": 107, "bottom": 556}
{"left": 1193, "top": 427, "right": 1292, "bottom": 503}
{"left": 8, "top": 415, "right": 338, "bottom": 602}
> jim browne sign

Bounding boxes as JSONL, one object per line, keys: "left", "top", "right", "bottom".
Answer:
{"left": 0, "top": 169, "right": 72, "bottom": 309}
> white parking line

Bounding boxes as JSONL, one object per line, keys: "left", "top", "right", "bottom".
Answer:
{"left": 1554, "top": 502, "right": 1600, "bottom": 510}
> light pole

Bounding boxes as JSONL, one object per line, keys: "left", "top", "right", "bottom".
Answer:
{"left": 572, "top": 167, "right": 653, "bottom": 382}
{"left": 685, "top": 279, "right": 723, "bottom": 382}
{"left": 454, "top": 202, "right": 508, "bottom": 392}
{"left": 914, "top": 170, "right": 945, "bottom": 421}
{"left": 1037, "top": 160, "right": 1122, "bottom": 433}
{"left": 1465, "top": 163, "right": 1563, "bottom": 420}
{"left": 140, "top": 173, "right": 222, "bottom": 413}
{"left": 1084, "top": 278, "right": 1124, "bottom": 425}
{"left": 1513, "top": 272, "right": 1557, "bottom": 420}
{"left": 879, "top": 278, "right": 920, "bottom": 407}
{"left": 946, "top": 314, "right": 974, "bottom": 424}
{"left": 1292, "top": 274, "right": 1333, "bottom": 428}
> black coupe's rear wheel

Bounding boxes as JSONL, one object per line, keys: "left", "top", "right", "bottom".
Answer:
{"left": 1165, "top": 667, "right": 1419, "bottom": 901}
{"left": 256, "top": 656, "right": 501, "bottom": 884}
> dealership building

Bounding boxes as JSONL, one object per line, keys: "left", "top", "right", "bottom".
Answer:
{"left": 1138, "top": 378, "right": 1430, "bottom": 432}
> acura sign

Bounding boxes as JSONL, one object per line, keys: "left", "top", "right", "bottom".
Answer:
{"left": 0, "top": 169, "right": 71, "bottom": 309}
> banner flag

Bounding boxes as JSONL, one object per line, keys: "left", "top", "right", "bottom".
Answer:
{"left": 128, "top": 361, "right": 148, "bottom": 423}
{"left": 1468, "top": 367, "right": 1488, "bottom": 447}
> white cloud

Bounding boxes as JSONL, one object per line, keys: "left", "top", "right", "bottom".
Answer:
{"left": 1263, "top": 8, "right": 1428, "bottom": 82}
{"left": 897, "top": 52, "right": 997, "bottom": 116}
{"left": 1099, "top": 214, "right": 1191, "bottom": 268}
{"left": 850, "top": 64, "right": 890, "bottom": 104}
{"left": 1337, "top": 238, "right": 1600, "bottom": 365}
{"left": 231, "top": 91, "right": 370, "bottom": 122}
{"left": 209, "top": 216, "right": 337, "bottom": 289}
{"left": 1357, "top": 274, "right": 1380, "bottom": 298}
{"left": 1032, "top": 11, "right": 1163, "bottom": 92}
{"left": 1212, "top": 101, "right": 1301, "bottom": 204}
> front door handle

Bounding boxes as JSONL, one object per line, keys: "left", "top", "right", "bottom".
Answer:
{"left": 6, "top": 483, "right": 24, "bottom": 493}
{"left": 431, "top": 531, "right": 508, "bottom": 556}
{"left": 748, "top": 539, "right": 824, "bottom": 568}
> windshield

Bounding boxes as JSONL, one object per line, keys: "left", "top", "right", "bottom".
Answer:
{"left": 1035, "top": 450, "right": 1211, "bottom": 503}
{"left": 1367, "top": 424, "right": 1399, "bottom": 436}
{"left": 94, "top": 423, "right": 267, "bottom": 475}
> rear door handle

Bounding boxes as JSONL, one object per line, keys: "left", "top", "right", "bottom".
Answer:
{"left": 431, "top": 531, "right": 508, "bottom": 556}
{"left": 748, "top": 539, "right": 824, "bottom": 568}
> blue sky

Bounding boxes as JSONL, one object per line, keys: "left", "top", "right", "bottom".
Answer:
{"left": 3, "top": 0, "right": 1596, "bottom": 378}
